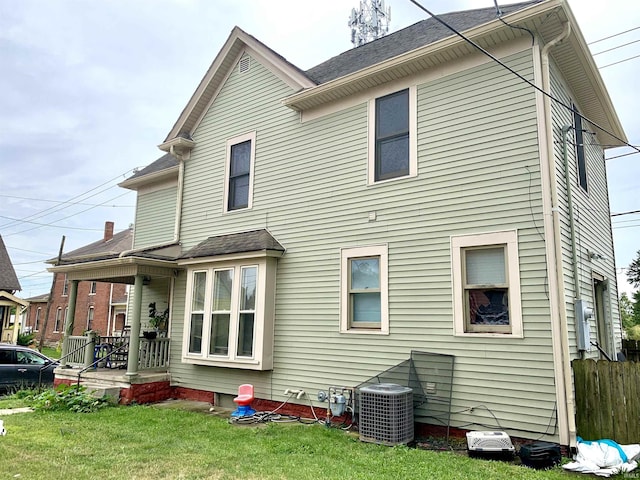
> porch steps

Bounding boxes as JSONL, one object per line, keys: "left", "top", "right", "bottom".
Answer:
{"left": 82, "top": 383, "right": 121, "bottom": 404}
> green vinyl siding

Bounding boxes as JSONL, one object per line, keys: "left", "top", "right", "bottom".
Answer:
{"left": 133, "top": 185, "right": 178, "bottom": 249}
{"left": 168, "top": 49, "right": 560, "bottom": 440}
{"left": 549, "top": 60, "right": 621, "bottom": 359}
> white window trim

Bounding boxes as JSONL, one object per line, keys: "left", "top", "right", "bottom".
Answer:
{"left": 89, "top": 281, "right": 97, "bottom": 295}
{"left": 367, "top": 85, "right": 417, "bottom": 185}
{"left": 340, "top": 245, "right": 389, "bottom": 335}
{"left": 223, "top": 131, "right": 256, "bottom": 213}
{"left": 181, "top": 256, "right": 275, "bottom": 370}
{"left": 451, "top": 230, "right": 523, "bottom": 338}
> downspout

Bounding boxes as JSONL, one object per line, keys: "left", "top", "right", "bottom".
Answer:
{"left": 540, "top": 20, "right": 575, "bottom": 447}
{"left": 170, "top": 144, "right": 185, "bottom": 244}
{"left": 561, "top": 125, "right": 580, "bottom": 300}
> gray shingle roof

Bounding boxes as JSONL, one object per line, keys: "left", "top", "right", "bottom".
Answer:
{"left": 305, "top": 1, "right": 543, "bottom": 84}
{"left": 126, "top": 153, "right": 178, "bottom": 181}
{"left": 55, "top": 227, "right": 134, "bottom": 265}
{"left": 180, "top": 229, "right": 285, "bottom": 260}
{"left": 0, "top": 235, "right": 21, "bottom": 292}
{"left": 25, "top": 293, "right": 49, "bottom": 303}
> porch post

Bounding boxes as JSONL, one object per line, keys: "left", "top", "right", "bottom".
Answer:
{"left": 60, "top": 280, "right": 79, "bottom": 367}
{"left": 126, "top": 274, "right": 144, "bottom": 377}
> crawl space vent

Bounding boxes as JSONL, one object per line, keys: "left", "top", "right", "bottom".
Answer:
{"left": 359, "top": 383, "right": 413, "bottom": 446}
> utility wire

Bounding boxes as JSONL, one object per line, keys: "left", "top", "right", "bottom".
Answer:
{"left": 589, "top": 26, "right": 640, "bottom": 45}
{"left": 406, "top": 0, "right": 640, "bottom": 155}
{"left": 592, "top": 38, "right": 640, "bottom": 56}
{"left": 0, "top": 193, "right": 133, "bottom": 208}
{"left": 599, "top": 53, "right": 640, "bottom": 69}
{"left": 0, "top": 168, "right": 134, "bottom": 229}
{"left": 611, "top": 209, "right": 640, "bottom": 217}
{"left": 607, "top": 151, "right": 639, "bottom": 161}
{"left": 4, "top": 191, "right": 131, "bottom": 236}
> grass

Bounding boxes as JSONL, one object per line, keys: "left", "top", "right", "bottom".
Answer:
{"left": 0, "top": 396, "right": 576, "bottom": 480}
{"left": 41, "top": 345, "right": 61, "bottom": 359}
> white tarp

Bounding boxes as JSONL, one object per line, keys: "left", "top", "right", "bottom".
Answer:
{"left": 563, "top": 437, "right": 640, "bottom": 477}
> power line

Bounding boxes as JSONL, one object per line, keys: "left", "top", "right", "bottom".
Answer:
{"left": 606, "top": 151, "right": 639, "bottom": 161}
{"left": 599, "top": 53, "right": 640, "bottom": 69}
{"left": 592, "top": 38, "right": 640, "bottom": 56}
{"left": 589, "top": 26, "right": 640, "bottom": 45}
{"left": 611, "top": 209, "right": 640, "bottom": 217}
{"left": 4, "top": 191, "right": 131, "bottom": 236}
{"left": 0, "top": 168, "right": 134, "bottom": 230}
{"left": 406, "top": 0, "right": 640, "bottom": 156}
{"left": 0, "top": 193, "right": 134, "bottom": 208}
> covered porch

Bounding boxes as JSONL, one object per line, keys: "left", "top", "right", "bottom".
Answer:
{"left": 48, "top": 247, "right": 181, "bottom": 403}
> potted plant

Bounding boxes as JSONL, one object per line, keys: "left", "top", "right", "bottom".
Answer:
{"left": 146, "top": 302, "right": 169, "bottom": 339}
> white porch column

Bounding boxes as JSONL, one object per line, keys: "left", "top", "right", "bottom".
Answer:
{"left": 60, "top": 280, "right": 79, "bottom": 367}
{"left": 126, "top": 274, "right": 144, "bottom": 377}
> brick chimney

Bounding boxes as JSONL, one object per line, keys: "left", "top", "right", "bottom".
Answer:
{"left": 104, "top": 221, "right": 114, "bottom": 241}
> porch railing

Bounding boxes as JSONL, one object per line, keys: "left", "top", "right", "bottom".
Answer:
{"left": 66, "top": 334, "right": 170, "bottom": 371}
{"left": 139, "top": 337, "right": 170, "bottom": 369}
{"left": 66, "top": 336, "right": 90, "bottom": 366}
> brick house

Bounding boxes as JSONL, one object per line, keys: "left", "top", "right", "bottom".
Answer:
{"left": 26, "top": 222, "right": 132, "bottom": 346}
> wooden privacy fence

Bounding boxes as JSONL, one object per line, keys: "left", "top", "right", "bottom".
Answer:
{"left": 572, "top": 359, "right": 640, "bottom": 444}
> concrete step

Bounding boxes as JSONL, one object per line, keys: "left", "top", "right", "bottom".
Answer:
{"left": 82, "top": 383, "right": 121, "bottom": 403}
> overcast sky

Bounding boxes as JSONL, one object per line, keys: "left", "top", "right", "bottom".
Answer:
{"left": 1, "top": 0, "right": 638, "bottom": 298}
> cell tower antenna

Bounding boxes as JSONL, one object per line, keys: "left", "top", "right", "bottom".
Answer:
{"left": 348, "top": 0, "right": 391, "bottom": 48}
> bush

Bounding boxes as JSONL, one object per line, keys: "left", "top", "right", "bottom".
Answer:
{"left": 30, "top": 384, "right": 110, "bottom": 413}
{"left": 16, "top": 332, "right": 35, "bottom": 346}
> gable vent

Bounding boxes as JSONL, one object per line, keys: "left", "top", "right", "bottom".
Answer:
{"left": 238, "top": 57, "right": 251, "bottom": 74}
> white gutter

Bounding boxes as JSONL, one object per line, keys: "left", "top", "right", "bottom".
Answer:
{"left": 539, "top": 20, "right": 576, "bottom": 448}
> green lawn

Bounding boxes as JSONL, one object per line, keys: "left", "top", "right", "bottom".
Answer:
{"left": 0, "top": 400, "right": 575, "bottom": 480}
{"left": 41, "top": 345, "right": 61, "bottom": 359}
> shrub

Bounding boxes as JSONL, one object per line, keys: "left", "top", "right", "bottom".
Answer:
{"left": 30, "top": 384, "right": 110, "bottom": 413}
{"left": 16, "top": 332, "right": 35, "bottom": 346}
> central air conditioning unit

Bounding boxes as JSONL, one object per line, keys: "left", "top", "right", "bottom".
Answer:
{"left": 358, "top": 383, "right": 413, "bottom": 446}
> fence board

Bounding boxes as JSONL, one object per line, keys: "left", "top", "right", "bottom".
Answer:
{"left": 573, "top": 359, "right": 640, "bottom": 443}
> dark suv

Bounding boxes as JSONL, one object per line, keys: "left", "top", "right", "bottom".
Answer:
{"left": 0, "top": 344, "right": 58, "bottom": 392}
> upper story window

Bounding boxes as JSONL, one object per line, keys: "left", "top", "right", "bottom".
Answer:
{"left": 182, "top": 256, "right": 277, "bottom": 370}
{"left": 62, "top": 274, "right": 69, "bottom": 296}
{"left": 224, "top": 131, "right": 256, "bottom": 212}
{"left": 368, "top": 86, "right": 417, "bottom": 184}
{"left": 340, "top": 245, "right": 389, "bottom": 334}
{"left": 451, "top": 230, "right": 522, "bottom": 337}
{"left": 89, "top": 281, "right": 97, "bottom": 295}
{"left": 34, "top": 307, "right": 41, "bottom": 331}
{"left": 573, "top": 105, "right": 588, "bottom": 192}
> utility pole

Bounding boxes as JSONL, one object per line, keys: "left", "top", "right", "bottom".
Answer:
{"left": 39, "top": 235, "right": 64, "bottom": 352}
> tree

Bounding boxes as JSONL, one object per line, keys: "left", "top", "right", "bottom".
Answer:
{"left": 628, "top": 250, "right": 640, "bottom": 289}
{"left": 620, "top": 292, "right": 635, "bottom": 330}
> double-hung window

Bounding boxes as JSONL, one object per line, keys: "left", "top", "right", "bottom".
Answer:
{"left": 451, "top": 231, "right": 522, "bottom": 336}
{"left": 224, "top": 131, "right": 256, "bottom": 212}
{"left": 368, "top": 86, "right": 417, "bottom": 184}
{"left": 340, "top": 245, "right": 389, "bottom": 334}
{"left": 183, "top": 257, "right": 276, "bottom": 370}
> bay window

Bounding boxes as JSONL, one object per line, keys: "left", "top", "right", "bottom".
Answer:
{"left": 182, "top": 257, "right": 276, "bottom": 370}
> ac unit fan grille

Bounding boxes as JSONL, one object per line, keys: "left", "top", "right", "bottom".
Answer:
{"left": 359, "top": 384, "right": 413, "bottom": 446}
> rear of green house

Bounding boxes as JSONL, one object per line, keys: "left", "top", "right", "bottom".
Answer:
{"left": 117, "top": 0, "right": 625, "bottom": 448}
